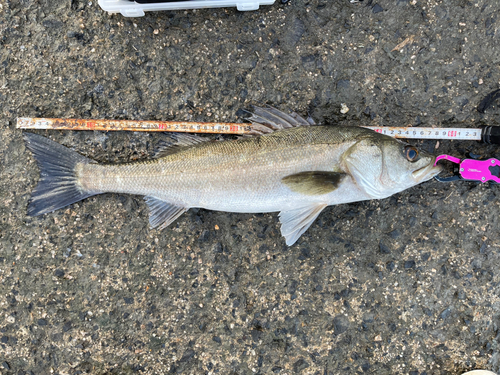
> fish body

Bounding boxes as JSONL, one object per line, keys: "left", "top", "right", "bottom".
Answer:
{"left": 24, "top": 109, "right": 441, "bottom": 245}
{"left": 80, "top": 126, "right": 372, "bottom": 212}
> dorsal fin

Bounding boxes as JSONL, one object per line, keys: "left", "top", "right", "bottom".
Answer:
{"left": 154, "top": 133, "right": 210, "bottom": 158}
{"left": 246, "top": 106, "right": 316, "bottom": 135}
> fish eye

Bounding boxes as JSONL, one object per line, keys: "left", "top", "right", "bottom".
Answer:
{"left": 404, "top": 146, "right": 419, "bottom": 162}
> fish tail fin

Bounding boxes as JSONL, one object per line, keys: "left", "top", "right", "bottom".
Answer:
{"left": 23, "top": 133, "right": 98, "bottom": 216}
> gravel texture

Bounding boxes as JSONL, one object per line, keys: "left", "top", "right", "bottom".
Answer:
{"left": 2, "top": 0, "right": 500, "bottom": 374}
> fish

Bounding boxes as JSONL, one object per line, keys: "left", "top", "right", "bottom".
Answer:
{"left": 23, "top": 107, "right": 441, "bottom": 245}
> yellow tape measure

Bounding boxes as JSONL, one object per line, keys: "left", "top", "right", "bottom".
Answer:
{"left": 17, "top": 117, "right": 485, "bottom": 141}
{"left": 16, "top": 117, "right": 253, "bottom": 135}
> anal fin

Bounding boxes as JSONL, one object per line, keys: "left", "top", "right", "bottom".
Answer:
{"left": 144, "top": 196, "right": 187, "bottom": 230}
{"left": 279, "top": 204, "right": 327, "bottom": 246}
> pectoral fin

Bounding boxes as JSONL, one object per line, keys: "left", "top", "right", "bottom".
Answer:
{"left": 144, "top": 196, "right": 187, "bottom": 230}
{"left": 279, "top": 204, "right": 328, "bottom": 246}
{"left": 282, "top": 171, "right": 346, "bottom": 196}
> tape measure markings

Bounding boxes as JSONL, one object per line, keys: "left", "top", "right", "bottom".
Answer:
{"left": 17, "top": 117, "right": 485, "bottom": 140}
{"left": 363, "top": 126, "right": 482, "bottom": 140}
{"left": 17, "top": 117, "right": 253, "bottom": 134}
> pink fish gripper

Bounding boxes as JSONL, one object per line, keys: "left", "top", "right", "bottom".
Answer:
{"left": 434, "top": 154, "right": 500, "bottom": 183}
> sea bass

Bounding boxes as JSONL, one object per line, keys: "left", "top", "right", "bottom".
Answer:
{"left": 23, "top": 108, "right": 441, "bottom": 245}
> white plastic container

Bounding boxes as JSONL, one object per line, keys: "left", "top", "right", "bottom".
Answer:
{"left": 98, "top": 0, "right": 276, "bottom": 17}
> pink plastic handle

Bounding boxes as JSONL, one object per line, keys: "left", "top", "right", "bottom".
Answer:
{"left": 434, "top": 154, "right": 500, "bottom": 183}
{"left": 460, "top": 158, "right": 500, "bottom": 183}
{"left": 434, "top": 154, "right": 461, "bottom": 166}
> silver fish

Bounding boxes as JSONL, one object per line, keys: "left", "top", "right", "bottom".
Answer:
{"left": 23, "top": 107, "right": 441, "bottom": 245}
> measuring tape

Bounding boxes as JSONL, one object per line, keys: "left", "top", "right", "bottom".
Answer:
{"left": 16, "top": 118, "right": 500, "bottom": 144}
{"left": 362, "top": 125, "right": 500, "bottom": 144}
{"left": 363, "top": 126, "right": 482, "bottom": 141}
{"left": 16, "top": 117, "right": 253, "bottom": 135}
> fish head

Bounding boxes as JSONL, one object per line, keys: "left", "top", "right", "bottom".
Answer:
{"left": 343, "top": 135, "right": 441, "bottom": 199}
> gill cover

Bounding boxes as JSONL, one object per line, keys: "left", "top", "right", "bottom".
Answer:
{"left": 342, "top": 137, "right": 437, "bottom": 199}
{"left": 342, "top": 139, "right": 388, "bottom": 199}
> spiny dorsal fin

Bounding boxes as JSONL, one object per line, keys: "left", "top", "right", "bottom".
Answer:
{"left": 282, "top": 171, "right": 346, "bottom": 196}
{"left": 144, "top": 196, "right": 187, "bottom": 230}
{"left": 279, "top": 204, "right": 327, "bottom": 246}
{"left": 246, "top": 106, "right": 316, "bottom": 135}
{"left": 154, "top": 133, "right": 210, "bottom": 158}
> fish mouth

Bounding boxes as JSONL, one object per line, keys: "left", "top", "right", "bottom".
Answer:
{"left": 412, "top": 161, "right": 442, "bottom": 182}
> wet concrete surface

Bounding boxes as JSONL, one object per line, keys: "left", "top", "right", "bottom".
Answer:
{"left": 2, "top": 0, "right": 500, "bottom": 374}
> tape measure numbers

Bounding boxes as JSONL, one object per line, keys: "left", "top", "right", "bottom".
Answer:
{"left": 16, "top": 118, "right": 500, "bottom": 144}
{"left": 363, "top": 127, "right": 482, "bottom": 141}
{"left": 16, "top": 117, "right": 253, "bottom": 135}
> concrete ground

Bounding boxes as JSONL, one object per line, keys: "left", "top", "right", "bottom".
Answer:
{"left": 2, "top": 0, "right": 500, "bottom": 373}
